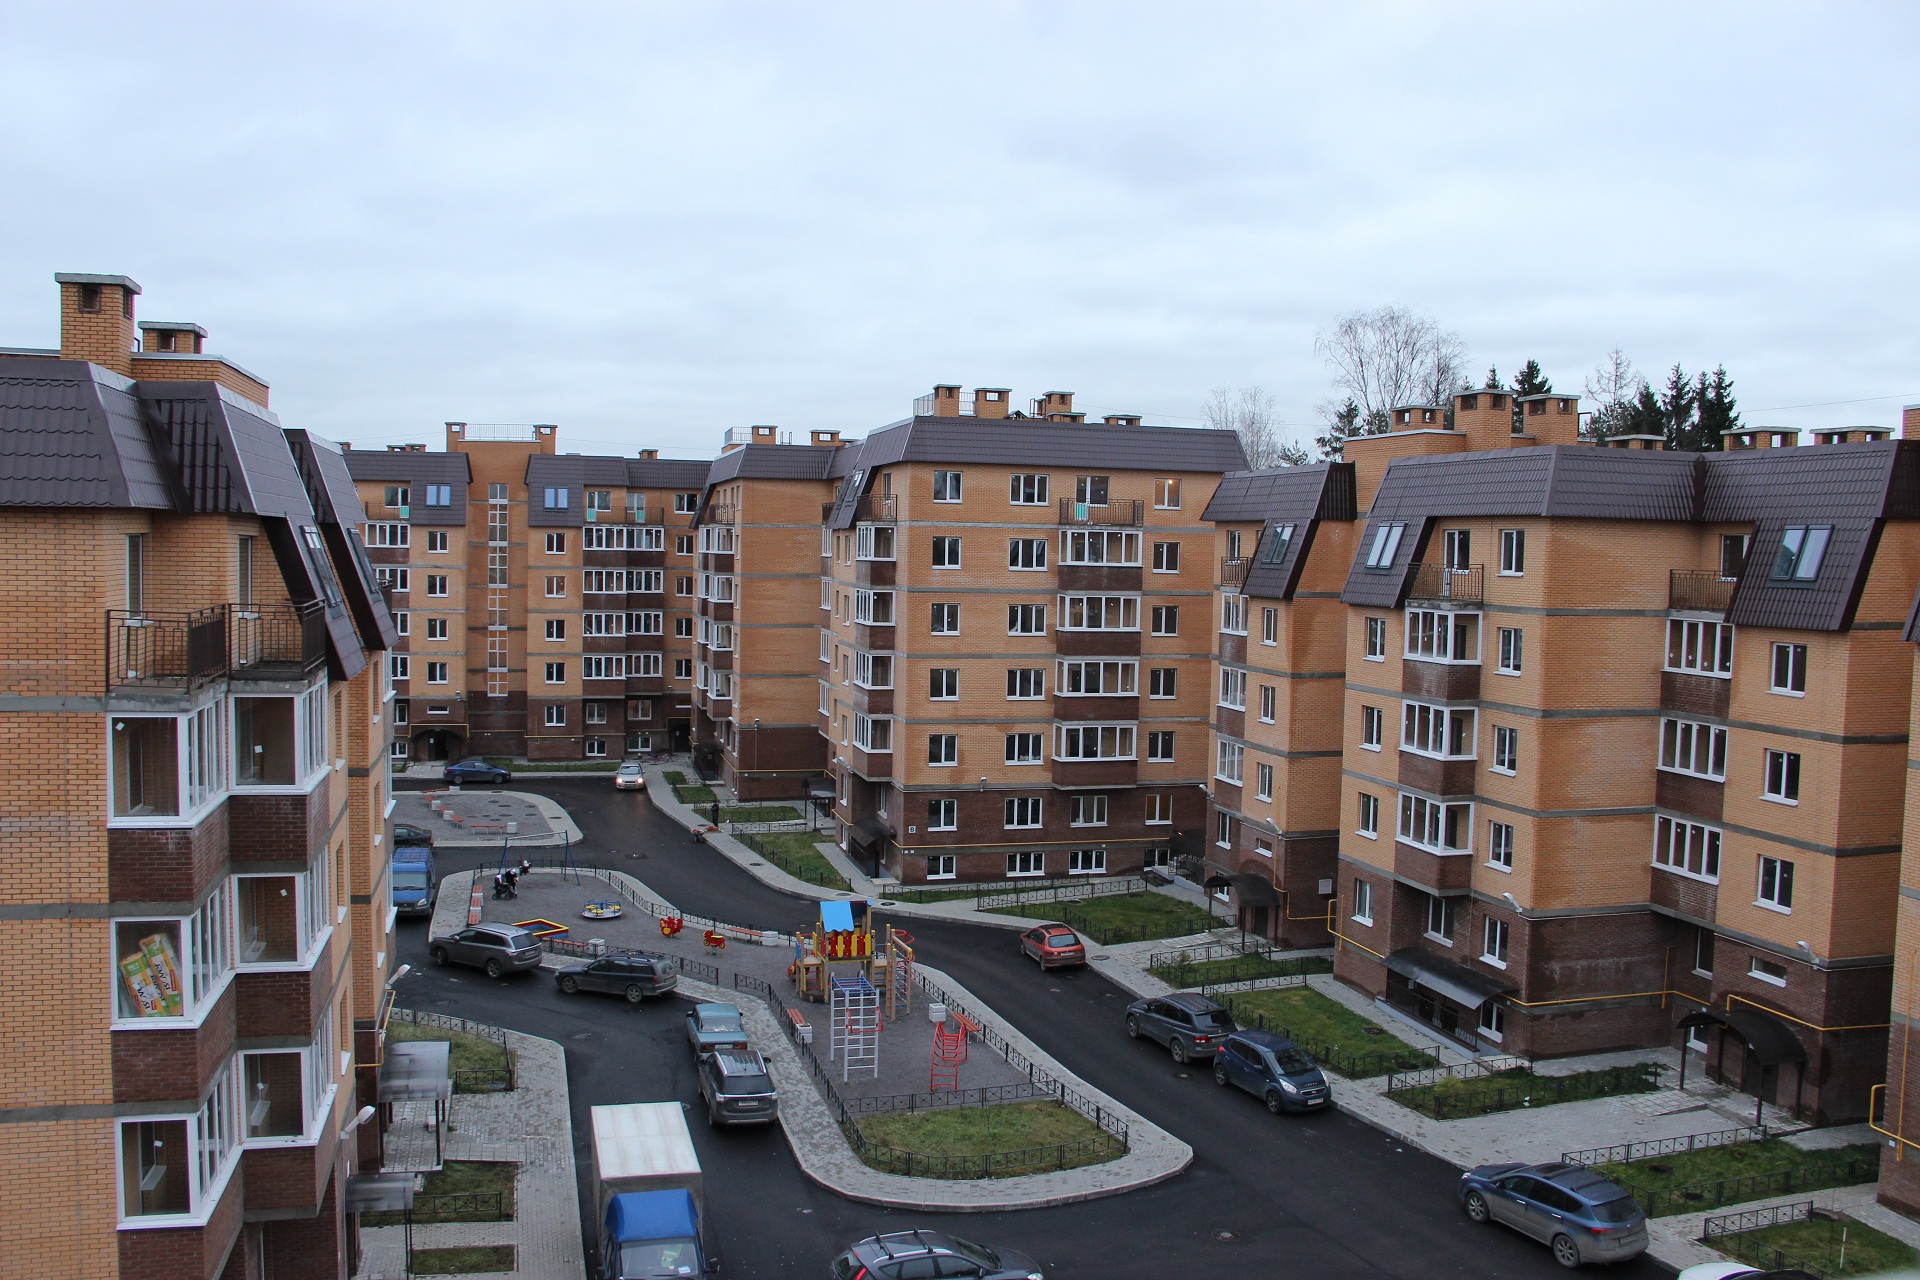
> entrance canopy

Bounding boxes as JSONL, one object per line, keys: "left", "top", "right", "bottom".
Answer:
{"left": 848, "top": 817, "right": 890, "bottom": 849}
{"left": 378, "top": 1039, "right": 452, "bottom": 1103}
{"left": 1384, "top": 946, "right": 1517, "bottom": 1012}
{"left": 1676, "top": 1007, "right": 1807, "bottom": 1066}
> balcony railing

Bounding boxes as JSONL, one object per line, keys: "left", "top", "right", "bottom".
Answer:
{"left": 583, "top": 504, "right": 657, "bottom": 525}
{"left": 856, "top": 494, "right": 897, "bottom": 524}
{"left": 1220, "top": 557, "right": 1251, "bottom": 589}
{"left": 705, "top": 504, "right": 735, "bottom": 525}
{"left": 108, "top": 601, "right": 327, "bottom": 692}
{"left": 1407, "top": 562, "right": 1483, "bottom": 604}
{"left": 1058, "top": 498, "right": 1144, "bottom": 527}
{"left": 1670, "top": 570, "right": 1736, "bottom": 613}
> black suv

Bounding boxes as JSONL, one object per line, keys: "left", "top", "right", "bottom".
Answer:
{"left": 554, "top": 952, "right": 678, "bottom": 1003}
{"left": 1124, "top": 992, "right": 1236, "bottom": 1063}
{"left": 832, "top": 1231, "right": 1042, "bottom": 1280}
{"left": 696, "top": 1047, "right": 779, "bottom": 1127}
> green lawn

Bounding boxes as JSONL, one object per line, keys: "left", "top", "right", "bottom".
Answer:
{"left": 1389, "top": 1063, "right": 1660, "bottom": 1120}
{"left": 1593, "top": 1139, "right": 1882, "bottom": 1214}
{"left": 1002, "top": 892, "right": 1215, "bottom": 943}
{"left": 674, "top": 784, "right": 719, "bottom": 806}
{"left": 1720, "top": 1213, "right": 1919, "bottom": 1277}
{"left": 386, "top": 1019, "right": 513, "bottom": 1093}
{"left": 852, "top": 1101, "right": 1124, "bottom": 1179}
{"left": 663, "top": 770, "right": 689, "bottom": 786}
{"left": 363, "top": 1160, "right": 516, "bottom": 1225}
{"left": 1224, "top": 988, "right": 1437, "bottom": 1076}
{"left": 1149, "top": 953, "right": 1334, "bottom": 988}
{"left": 411, "top": 1245, "right": 515, "bottom": 1275}
{"left": 723, "top": 804, "right": 803, "bottom": 822}
{"left": 738, "top": 832, "right": 851, "bottom": 891}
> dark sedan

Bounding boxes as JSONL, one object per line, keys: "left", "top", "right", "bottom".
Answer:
{"left": 1460, "top": 1160, "right": 1648, "bottom": 1268}
{"left": 554, "top": 952, "right": 677, "bottom": 1003}
{"left": 445, "top": 757, "right": 512, "bottom": 784}
{"left": 1124, "top": 992, "right": 1236, "bottom": 1063}
{"left": 392, "top": 823, "right": 435, "bottom": 848}
{"left": 832, "top": 1230, "right": 1042, "bottom": 1280}
{"left": 428, "top": 924, "right": 544, "bottom": 978}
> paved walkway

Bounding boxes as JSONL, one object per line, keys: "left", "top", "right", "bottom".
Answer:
{"left": 398, "top": 788, "right": 584, "bottom": 849}
{"left": 356, "top": 1026, "right": 584, "bottom": 1280}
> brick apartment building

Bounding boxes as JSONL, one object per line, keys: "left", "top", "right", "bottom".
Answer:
{"left": 1206, "top": 387, "right": 1918, "bottom": 1124}
{"left": 343, "top": 428, "right": 710, "bottom": 762}
{"left": 692, "top": 387, "right": 1247, "bottom": 878}
{"left": 0, "top": 274, "right": 398, "bottom": 1277}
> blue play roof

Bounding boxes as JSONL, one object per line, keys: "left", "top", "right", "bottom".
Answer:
{"left": 819, "top": 900, "right": 855, "bottom": 933}
{"left": 606, "top": 1190, "right": 697, "bottom": 1242}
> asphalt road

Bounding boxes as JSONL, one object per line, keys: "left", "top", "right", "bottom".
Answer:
{"left": 395, "top": 777, "right": 1672, "bottom": 1279}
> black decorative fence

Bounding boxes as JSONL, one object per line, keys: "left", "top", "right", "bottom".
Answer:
{"left": 364, "top": 1191, "right": 508, "bottom": 1227}
{"left": 1701, "top": 1201, "right": 1833, "bottom": 1277}
{"left": 1218, "top": 993, "right": 1441, "bottom": 1079}
{"left": 975, "top": 876, "right": 1148, "bottom": 912}
{"left": 1617, "top": 1149, "right": 1881, "bottom": 1218}
{"left": 1562, "top": 1125, "right": 1767, "bottom": 1168}
{"left": 735, "top": 831, "right": 846, "bottom": 890}
{"left": 1384, "top": 1061, "right": 1662, "bottom": 1120}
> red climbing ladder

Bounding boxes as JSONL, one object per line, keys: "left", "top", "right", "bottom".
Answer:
{"left": 929, "top": 1012, "right": 977, "bottom": 1092}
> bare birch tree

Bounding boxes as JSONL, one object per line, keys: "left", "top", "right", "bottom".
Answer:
{"left": 1313, "top": 306, "right": 1468, "bottom": 456}
{"left": 1203, "top": 385, "right": 1309, "bottom": 468}
{"left": 1583, "top": 347, "right": 1642, "bottom": 439}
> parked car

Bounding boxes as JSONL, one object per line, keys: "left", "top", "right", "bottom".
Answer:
{"left": 832, "top": 1231, "right": 1042, "bottom": 1280}
{"left": 1460, "top": 1160, "right": 1649, "bottom": 1269}
{"left": 1124, "top": 992, "right": 1236, "bottom": 1063}
{"left": 1676, "top": 1265, "right": 1820, "bottom": 1279}
{"left": 428, "top": 924, "right": 544, "bottom": 978}
{"left": 685, "top": 1002, "right": 749, "bottom": 1059}
{"left": 391, "top": 844, "right": 437, "bottom": 917}
{"left": 614, "top": 761, "right": 646, "bottom": 791}
{"left": 696, "top": 1047, "right": 779, "bottom": 1127}
{"left": 1018, "top": 924, "right": 1086, "bottom": 970}
{"left": 445, "top": 757, "right": 512, "bottom": 785}
{"left": 555, "top": 952, "right": 678, "bottom": 1003}
{"left": 1211, "top": 1030, "right": 1332, "bottom": 1113}
{"left": 392, "top": 822, "right": 436, "bottom": 849}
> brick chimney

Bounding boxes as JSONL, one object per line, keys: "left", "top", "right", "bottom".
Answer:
{"left": 809, "top": 430, "right": 843, "bottom": 447}
{"left": 1035, "top": 391, "right": 1075, "bottom": 417}
{"left": 1102, "top": 413, "right": 1142, "bottom": 427}
{"left": 55, "top": 272, "right": 141, "bottom": 375}
{"left": 930, "top": 385, "right": 962, "bottom": 416}
{"left": 1904, "top": 404, "right": 1920, "bottom": 439}
{"left": 638, "top": 449, "right": 659, "bottom": 460}
{"left": 973, "top": 388, "right": 1011, "bottom": 419}
{"left": 138, "top": 321, "right": 205, "bottom": 354}
{"left": 1452, "top": 389, "right": 1516, "bottom": 452}
{"left": 1513, "top": 393, "right": 1581, "bottom": 447}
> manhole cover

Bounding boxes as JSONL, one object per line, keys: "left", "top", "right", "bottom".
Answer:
{"left": 1093, "top": 955, "right": 1110, "bottom": 961}
{"left": 1210, "top": 1229, "right": 1240, "bottom": 1242}
{"left": 878, "top": 901, "right": 897, "bottom": 907}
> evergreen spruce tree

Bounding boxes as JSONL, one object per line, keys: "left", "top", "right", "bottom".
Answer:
{"left": 1660, "top": 364, "right": 1697, "bottom": 450}
{"left": 1314, "top": 397, "right": 1364, "bottom": 458}
{"left": 1623, "top": 383, "right": 1665, "bottom": 441}
{"left": 1695, "top": 365, "right": 1739, "bottom": 452}
{"left": 1483, "top": 365, "right": 1503, "bottom": 390}
{"left": 1512, "top": 360, "right": 1552, "bottom": 397}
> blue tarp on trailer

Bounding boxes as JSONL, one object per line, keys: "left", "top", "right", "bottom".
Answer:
{"left": 606, "top": 1189, "right": 698, "bottom": 1244}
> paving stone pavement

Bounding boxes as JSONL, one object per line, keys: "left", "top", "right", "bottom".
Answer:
{"left": 356, "top": 1027, "right": 584, "bottom": 1280}
{"left": 396, "top": 788, "right": 584, "bottom": 849}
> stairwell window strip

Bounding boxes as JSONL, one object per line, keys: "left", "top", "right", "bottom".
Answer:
{"left": 1667, "top": 618, "right": 1734, "bottom": 677}
{"left": 1654, "top": 814, "right": 1721, "bottom": 882}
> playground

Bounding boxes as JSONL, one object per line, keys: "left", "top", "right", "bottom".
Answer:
{"left": 478, "top": 871, "right": 1032, "bottom": 1103}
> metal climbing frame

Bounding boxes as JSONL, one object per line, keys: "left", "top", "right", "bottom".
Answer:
{"left": 929, "top": 1010, "right": 973, "bottom": 1092}
{"left": 829, "top": 975, "right": 880, "bottom": 1082}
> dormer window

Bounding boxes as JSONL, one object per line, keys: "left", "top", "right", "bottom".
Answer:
{"left": 1364, "top": 522, "right": 1404, "bottom": 569}
{"left": 1770, "top": 526, "right": 1831, "bottom": 582}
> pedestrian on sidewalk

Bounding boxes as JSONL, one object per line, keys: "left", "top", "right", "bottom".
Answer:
{"left": 710, "top": 800, "right": 722, "bottom": 829}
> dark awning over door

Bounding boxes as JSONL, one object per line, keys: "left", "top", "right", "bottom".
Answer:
{"left": 848, "top": 817, "right": 891, "bottom": 849}
{"left": 1676, "top": 1007, "right": 1808, "bottom": 1066}
{"left": 1383, "top": 946, "right": 1518, "bottom": 1011}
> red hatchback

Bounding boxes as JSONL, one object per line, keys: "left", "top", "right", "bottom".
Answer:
{"left": 1019, "top": 924, "right": 1087, "bottom": 970}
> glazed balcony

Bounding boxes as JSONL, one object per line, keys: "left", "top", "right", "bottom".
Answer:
{"left": 1407, "top": 562, "right": 1483, "bottom": 604}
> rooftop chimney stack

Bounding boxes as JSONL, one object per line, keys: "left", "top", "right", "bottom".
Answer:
{"left": 1101, "top": 413, "right": 1142, "bottom": 428}
{"left": 973, "top": 388, "right": 1011, "bottom": 420}
{"left": 1904, "top": 404, "right": 1920, "bottom": 439}
{"left": 638, "top": 448, "right": 659, "bottom": 460}
{"left": 810, "top": 429, "right": 843, "bottom": 448}
{"left": 1035, "top": 391, "right": 1076, "bottom": 419}
{"left": 932, "top": 385, "right": 962, "bottom": 416}
{"left": 55, "top": 272, "right": 141, "bottom": 376}
{"left": 137, "top": 321, "right": 206, "bottom": 354}
{"left": 1513, "top": 393, "right": 1581, "bottom": 447}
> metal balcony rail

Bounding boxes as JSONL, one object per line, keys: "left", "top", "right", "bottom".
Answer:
{"left": 586, "top": 504, "right": 659, "bottom": 525}
{"left": 108, "top": 601, "right": 328, "bottom": 691}
{"left": 1058, "top": 497, "right": 1144, "bottom": 527}
{"left": 1220, "top": 557, "right": 1251, "bottom": 588}
{"left": 704, "top": 503, "right": 735, "bottom": 525}
{"left": 1670, "top": 569, "right": 1736, "bottom": 613}
{"left": 1407, "top": 561, "right": 1484, "bottom": 603}
{"left": 855, "top": 493, "right": 897, "bottom": 524}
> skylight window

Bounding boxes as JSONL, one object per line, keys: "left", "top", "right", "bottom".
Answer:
{"left": 1260, "top": 523, "right": 1296, "bottom": 564}
{"left": 1364, "top": 522, "right": 1404, "bottom": 569}
{"left": 1771, "top": 526, "right": 1831, "bottom": 582}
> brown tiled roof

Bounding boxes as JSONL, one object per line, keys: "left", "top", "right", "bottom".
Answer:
{"left": 341, "top": 448, "right": 473, "bottom": 526}
{"left": 0, "top": 358, "right": 173, "bottom": 509}
{"left": 287, "top": 429, "right": 399, "bottom": 654}
{"left": 1205, "top": 463, "right": 1358, "bottom": 599}
{"left": 524, "top": 454, "right": 714, "bottom": 526}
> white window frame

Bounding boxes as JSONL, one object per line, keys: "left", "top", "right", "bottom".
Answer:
{"left": 1364, "top": 616, "right": 1386, "bottom": 661}
{"left": 928, "top": 799, "right": 957, "bottom": 831}
{"left": 1498, "top": 529, "right": 1525, "bottom": 576}
{"left": 1770, "top": 642, "right": 1808, "bottom": 695}
{"left": 933, "top": 470, "right": 963, "bottom": 503}
{"left": 931, "top": 536, "right": 962, "bottom": 569}
{"left": 1215, "top": 739, "right": 1244, "bottom": 784}
{"left": 1145, "top": 730, "right": 1174, "bottom": 762}
{"left": 1058, "top": 659, "right": 1137, "bottom": 696}
{"left": 1070, "top": 795, "right": 1108, "bottom": 827}
{"left": 1057, "top": 594, "right": 1140, "bottom": 632}
{"left": 1491, "top": 725, "right": 1517, "bottom": 775}
{"left": 1497, "top": 626, "right": 1523, "bottom": 675}
{"left": 1056, "top": 723, "right": 1137, "bottom": 762}
{"left": 1488, "top": 820, "right": 1514, "bottom": 870}
{"left": 1009, "top": 473, "right": 1049, "bottom": 505}
{"left": 1004, "top": 796, "right": 1043, "bottom": 829}
{"left": 1068, "top": 848, "right": 1108, "bottom": 875}
{"left": 1398, "top": 794, "right": 1473, "bottom": 854}
{"left": 1763, "top": 748, "right": 1801, "bottom": 805}
{"left": 928, "top": 734, "right": 958, "bottom": 766}
{"left": 1357, "top": 792, "right": 1379, "bottom": 838}
{"left": 1005, "top": 668, "right": 1044, "bottom": 700}
{"left": 1004, "top": 732, "right": 1044, "bottom": 765}
{"left": 1481, "top": 917, "right": 1510, "bottom": 968}
{"left": 1666, "top": 618, "right": 1734, "bottom": 678}
{"left": 1401, "top": 701, "right": 1476, "bottom": 759}
{"left": 1757, "top": 855, "right": 1795, "bottom": 913}
{"left": 1405, "top": 608, "right": 1480, "bottom": 664}
{"left": 1360, "top": 705, "right": 1383, "bottom": 751}
{"left": 1254, "top": 761, "right": 1273, "bottom": 801}
{"left": 1654, "top": 814, "right": 1721, "bottom": 883}
{"left": 1351, "top": 878, "right": 1373, "bottom": 925}
{"left": 1008, "top": 538, "right": 1048, "bottom": 571}
{"left": 1006, "top": 851, "right": 1045, "bottom": 878}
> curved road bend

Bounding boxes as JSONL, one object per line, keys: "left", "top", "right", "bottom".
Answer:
{"left": 395, "top": 778, "right": 1670, "bottom": 1279}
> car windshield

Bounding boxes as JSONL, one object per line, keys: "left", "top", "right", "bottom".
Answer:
{"left": 720, "top": 1072, "right": 772, "bottom": 1095}
{"left": 616, "top": 1237, "right": 700, "bottom": 1277}
{"left": 500, "top": 932, "right": 534, "bottom": 948}
{"left": 1588, "top": 1195, "right": 1640, "bottom": 1224}
{"left": 1273, "top": 1048, "right": 1317, "bottom": 1076}
{"left": 1045, "top": 931, "right": 1077, "bottom": 943}
{"left": 700, "top": 1011, "right": 743, "bottom": 1033}
{"left": 945, "top": 1238, "right": 999, "bottom": 1269}
{"left": 393, "top": 871, "right": 430, "bottom": 890}
{"left": 619, "top": 764, "right": 642, "bottom": 775}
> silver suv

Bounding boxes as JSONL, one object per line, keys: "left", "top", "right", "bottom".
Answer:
{"left": 696, "top": 1048, "right": 778, "bottom": 1127}
{"left": 428, "top": 924, "right": 543, "bottom": 978}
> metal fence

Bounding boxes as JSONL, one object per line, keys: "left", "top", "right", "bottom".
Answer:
{"left": 1620, "top": 1149, "right": 1880, "bottom": 1218}
{"left": 1385, "top": 1061, "right": 1663, "bottom": 1121}
{"left": 1217, "top": 994, "right": 1441, "bottom": 1079}
{"left": 1147, "top": 941, "right": 1325, "bottom": 968}
{"left": 1701, "top": 1201, "right": 1833, "bottom": 1277}
{"left": 387, "top": 1007, "right": 516, "bottom": 1093}
{"left": 1059, "top": 898, "right": 1216, "bottom": 946}
{"left": 734, "top": 831, "right": 847, "bottom": 890}
{"left": 1147, "top": 952, "right": 1331, "bottom": 991}
{"left": 975, "top": 876, "right": 1148, "bottom": 912}
{"left": 572, "top": 865, "right": 794, "bottom": 947}
{"left": 1562, "top": 1125, "right": 1766, "bottom": 1169}
{"left": 364, "top": 1191, "right": 509, "bottom": 1226}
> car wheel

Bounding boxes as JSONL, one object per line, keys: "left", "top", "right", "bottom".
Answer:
{"left": 1265, "top": 1091, "right": 1284, "bottom": 1115}
{"left": 431, "top": 946, "right": 450, "bottom": 967}
{"left": 485, "top": 958, "right": 504, "bottom": 979}
{"left": 1463, "top": 1191, "right": 1490, "bottom": 1224}
{"left": 1212, "top": 1064, "right": 1230, "bottom": 1087}
{"left": 558, "top": 976, "right": 579, "bottom": 994}
{"left": 1550, "top": 1234, "right": 1580, "bottom": 1269}
{"left": 1125, "top": 1015, "right": 1141, "bottom": 1039}
{"left": 625, "top": 984, "right": 646, "bottom": 1004}
{"left": 1170, "top": 1038, "right": 1188, "bottom": 1064}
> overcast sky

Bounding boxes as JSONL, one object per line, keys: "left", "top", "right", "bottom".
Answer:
{"left": 2, "top": 3, "right": 1915, "bottom": 459}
